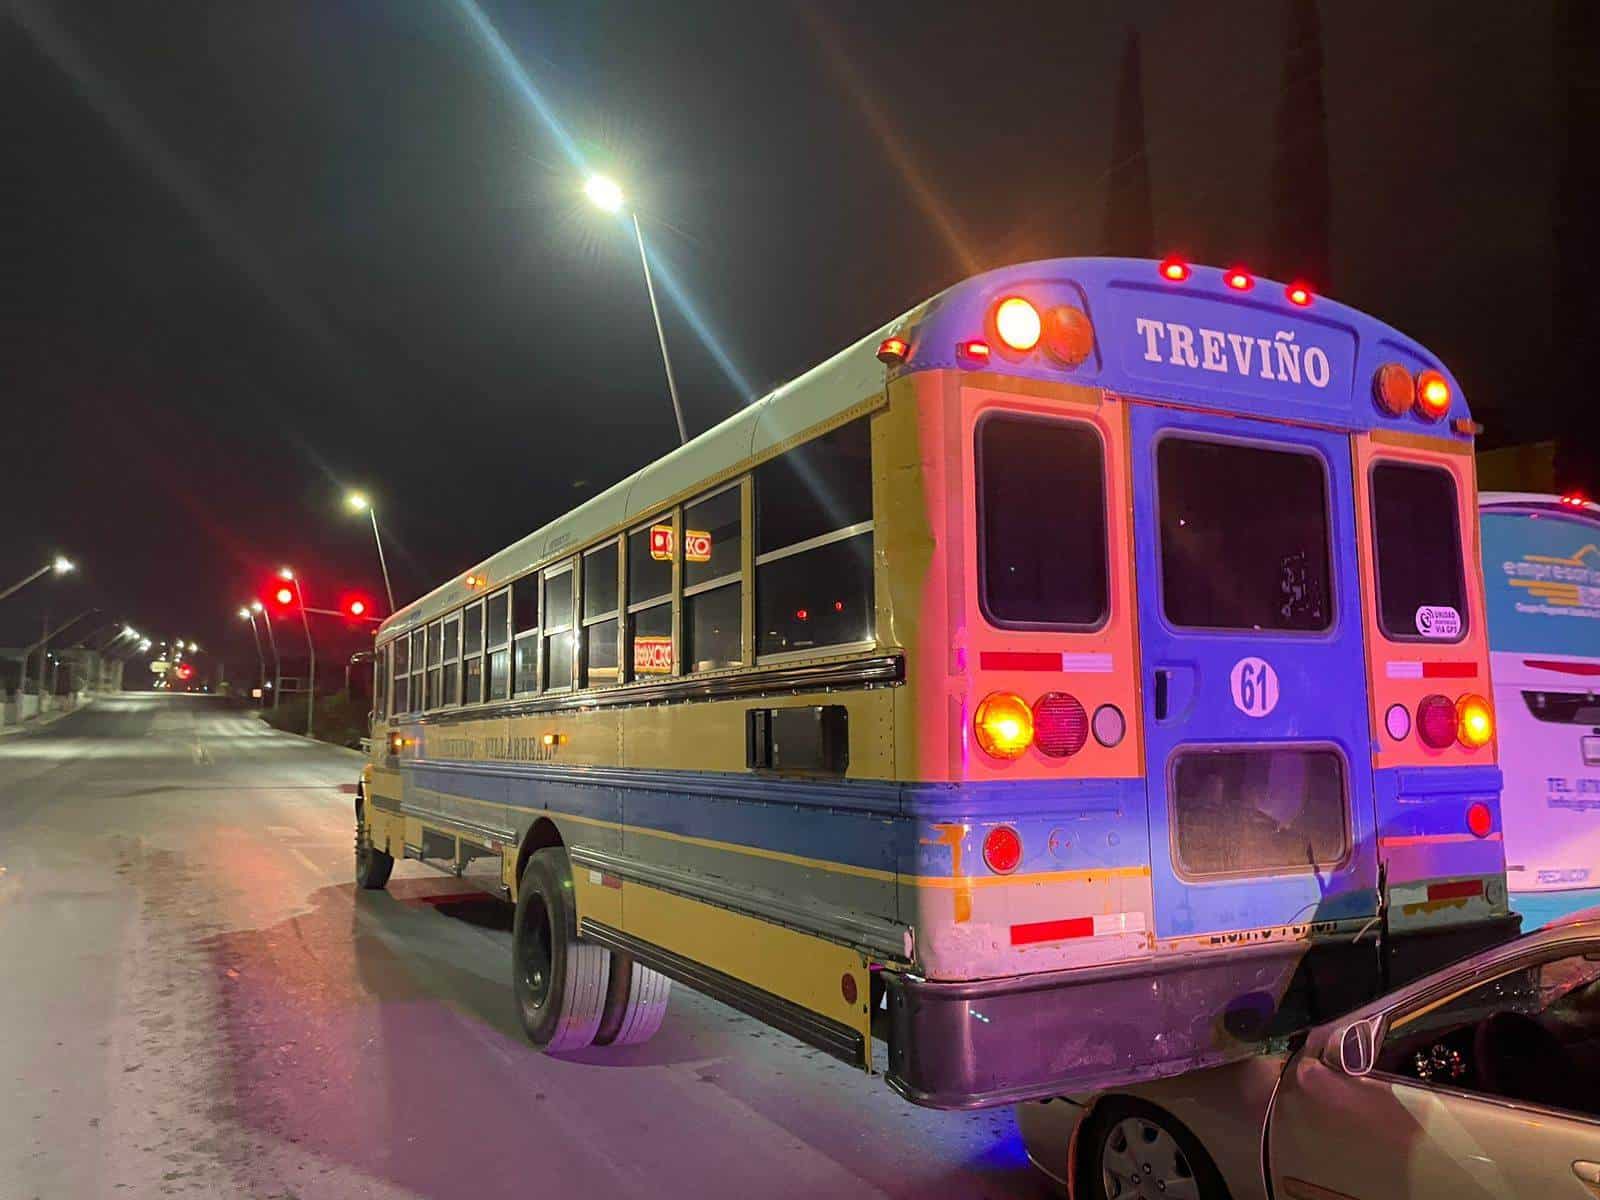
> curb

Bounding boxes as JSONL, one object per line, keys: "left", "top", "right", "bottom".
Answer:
{"left": 0, "top": 695, "right": 97, "bottom": 739}
{"left": 250, "top": 712, "right": 365, "bottom": 759}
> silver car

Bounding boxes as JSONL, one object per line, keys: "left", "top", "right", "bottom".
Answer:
{"left": 1018, "top": 914, "right": 1600, "bottom": 1199}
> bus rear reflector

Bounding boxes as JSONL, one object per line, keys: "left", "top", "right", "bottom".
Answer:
{"left": 974, "top": 691, "right": 1033, "bottom": 759}
{"left": 1032, "top": 692, "right": 1088, "bottom": 757}
{"left": 1373, "top": 363, "right": 1414, "bottom": 416}
{"left": 957, "top": 339, "right": 991, "bottom": 365}
{"left": 1416, "top": 693, "right": 1458, "bottom": 749}
{"left": 1427, "top": 878, "right": 1485, "bottom": 901}
{"left": 983, "top": 825, "right": 1023, "bottom": 874}
{"left": 1466, "top": 802, "right": 1493, "bottom": 839}
{"left": 1455, "top": 693, "right": 1493, "bottom": 749}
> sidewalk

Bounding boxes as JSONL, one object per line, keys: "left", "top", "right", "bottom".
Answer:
{"left": 0, "top": 696, "right": 94, "bottom": 739}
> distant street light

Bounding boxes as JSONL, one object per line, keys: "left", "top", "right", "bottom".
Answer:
{"left": 280, "top": 566, "right": 316, "bottom": 737}
{"left": 250, "top": 601, "right": 281, "bottom": 708}
{"left": 0, "top": 555, "right": 76, "bottom": 605}
{"left": 238, "top": 607, "right": 266, "bottom": 704}
{"left": 345, "top": 491, "right": 395, "bottom": 613}
{"left": 583, "top": 175, "right": 688, "bottom": 446}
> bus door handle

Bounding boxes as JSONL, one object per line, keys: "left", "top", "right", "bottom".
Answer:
{"left": 1151, "top": 665, "right": 1196, "bottom": 723}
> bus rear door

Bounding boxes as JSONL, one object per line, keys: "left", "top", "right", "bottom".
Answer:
{"left": 1127, "top": 403, "right": 1380, "bottom": 996}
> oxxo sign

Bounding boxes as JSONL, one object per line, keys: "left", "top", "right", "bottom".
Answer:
{"left": 648, "top": 524, "right": 713, "bottom": 563}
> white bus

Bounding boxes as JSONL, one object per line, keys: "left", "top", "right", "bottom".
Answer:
{"left": 1481, "top": 491, "right": 1600, "bottom": 926}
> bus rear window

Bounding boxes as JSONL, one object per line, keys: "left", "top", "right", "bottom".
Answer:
{"left": 1158, "top": 438, "right": 1331, "bottom": 632}
{"left": 1371, "top": 462, "right": 1467, "bottom": 641}
{"left": 977, "top": 415, "right": 1107, "bottom": 627}
{"left": 1173, "top": 747, "right": 1349, "bottom": 878}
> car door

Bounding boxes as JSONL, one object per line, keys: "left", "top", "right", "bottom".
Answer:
{"left": 1268, "top": 930, "right": 1600, "bottom": 1199}
{"left": 1126, "top": 402, "right": 1379, "bottom": 942}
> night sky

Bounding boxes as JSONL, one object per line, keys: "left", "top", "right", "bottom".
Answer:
{"left": 3, "top": 1, "right": 1582, "bottom": 686}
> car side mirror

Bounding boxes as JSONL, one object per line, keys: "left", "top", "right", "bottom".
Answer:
{"left": 1331, "top": 1015, "right": 1380, "bottom": 1077}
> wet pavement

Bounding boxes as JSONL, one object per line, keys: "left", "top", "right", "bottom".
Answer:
{"left": 0, "top": 693, "right": 1041, "bottom": 1198}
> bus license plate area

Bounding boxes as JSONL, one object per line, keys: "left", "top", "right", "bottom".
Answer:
{"left": 1583, "top": 736, "right": 1600, "bottom": 767}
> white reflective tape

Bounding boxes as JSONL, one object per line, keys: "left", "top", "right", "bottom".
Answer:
{"left": 1092, "top": 911, "right": 1146, "bottom": 937}
{"left": 1386, "top": 661, "right": 1423, "bottom": 679}
{"left": 588, "top": 869, "right": 603, "bottom": 885}
{"left": 1060, "top": 652, "right": 1114, "bottom": 674}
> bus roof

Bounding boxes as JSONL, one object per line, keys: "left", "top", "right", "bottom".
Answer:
{"left": 380, "top": 256, "right": 1470, "bottom": 639}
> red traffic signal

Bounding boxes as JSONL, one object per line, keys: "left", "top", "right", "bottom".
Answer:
{"left": 343, "top": 595, "right": 373, "bottom": 620}
{"left": 274, "top": 586, "right": 295, "bottom": 607}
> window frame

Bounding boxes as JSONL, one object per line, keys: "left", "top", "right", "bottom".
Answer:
{"left": 484, "top": 586, "right": 512, "bottom": 703}
{"left": 460, "top": 598, "right": 485, "bottom": 706}
{"left": 424, "top": 619, "right": 444, "bottom": 710}
{"left": 973, "top": 410, "right": 1111, "bottom": 633}
{"left": 1152, "top": 430, "right": 1337, "bottom": 637}
{"left": 627, "top": 511, "right": 679, "bottom": 682}
{"left": 1368, "top": 458, "right": 1470, "bottom": 646}
{"left": 682, "top": 479, "right": 747, "bottom": 675}
{"left": 1167, "top": 741, "right": 1354, "bottom": 882}
{"left": 581, "top": 537, "right": 622, "bottom": 688}
{"left": 542, "top": 558, "right": 577, "bottom": 693}
{"left": 440, "top": 612, "right": 461, "bottom": 708}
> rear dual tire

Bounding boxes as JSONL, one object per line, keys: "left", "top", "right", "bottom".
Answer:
{"left": 595, "top": 954, "right": 672, "bottom": 1047}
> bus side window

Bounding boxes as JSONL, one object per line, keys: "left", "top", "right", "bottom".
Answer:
{"left": 512, "top": 575, "right": 539, "bottom": 695}
{"left": 754, "top": 419, "right": 874, "bottom": 657}
{"left": 461, "top": 600, "right": 484, "bottom": 705}
{"left": 410, "top": 628, "right": 426, "bottom": 710}
{"left": 684, "top": 484, "right": 742, "bottom": 672}
{"left": 391, "top": 634, "right": 410, "bottom": 715}
{"left": 425, "top": 620, "right": 444, "bottom": 709}
{"left": 582, "top": 540, "right": 620, "bottom": 686}
{"left": 1369, "top": 461, "right": 1468, "bottom": 642}
{"left": 373, "top": 642, "right": 387, "bottom": 717}
{"left": 485, "top": 588, "right": 511, "bottom": 701}
{"left": 628, "top": 519, "right": 674, "bottom": 679}
{"left": 543, "top": 562, "right": 575, "bottom": 691}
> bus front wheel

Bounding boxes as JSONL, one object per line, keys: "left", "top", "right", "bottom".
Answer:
{"left": 513, "top": 848, "right": 610, "bottom": 1052}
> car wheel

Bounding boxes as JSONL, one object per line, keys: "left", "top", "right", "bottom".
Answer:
{"left": 513, "top": 848, "right": 610, "bottom": 1052}
{"left": 1083, "top": 1098, "right": 1229, "bottom": 1200}
{"left": 594, "top": 953, "right": 672, "bottom": 1046}
{"left": 355, "top": 798, "right": 394, "bottom": 890}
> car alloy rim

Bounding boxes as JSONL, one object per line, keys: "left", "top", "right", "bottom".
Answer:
{"left": 1100, "top": 1117, "right": 1199, "bottom": 1200}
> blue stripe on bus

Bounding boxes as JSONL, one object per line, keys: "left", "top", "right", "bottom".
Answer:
{"left": 405, "top": 761, "right": 1151, "bottom": 877}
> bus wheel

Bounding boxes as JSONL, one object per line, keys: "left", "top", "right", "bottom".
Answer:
{"left": 594, "top": 953, "right": 672, "bottom": 1047}
{"left": 513, "top": 848, "right": 609, "bottom": 1052}
{"left": 355, "top": 800, "right": 393, "bottom": 890}
{"left": 1081, "top": 1098, "right": 1227, "bottom": 1200}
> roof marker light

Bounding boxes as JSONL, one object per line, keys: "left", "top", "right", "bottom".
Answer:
{"left": 1158, "top": 257, "right": 1190, "bottom": 282}
{"left": 957, "top": 339, "right": 991, "bottom": 366}
{"left": 993, "top": 297, "right": 1042, "bottom": 352}
{"left": 1224, "top": 268, "right": 1254, "bottom": 291}
{"left": 1373, "top": 363, "right": 1414, "bottom": 417}
{"left": 1286, "top": 283, "right": 1313, "bottom": 306}
{"left": 1415, "top": 370, "right": 1452, "bottom": 421}
{"left": 1561, "top": 493, "right": 1589, "bottom": 508}
{"left": 877, "top": 336, "right": 909, "bottom": 365}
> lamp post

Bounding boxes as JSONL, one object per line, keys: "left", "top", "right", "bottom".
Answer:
{"left": 280, "top": 567, "right": 315, "bottom": 737}
{"left": 238, "top": 607, "right": 266, "bottom": 704}
{"left": 251, "top": 601, "right": 281, "bottom": 709}
{"left": 0, "top": 555, "right": 75, "bottom": 605}
{"left": 345, "top": 492, "right": 395, "bottom": 613}
{"left": 583, "top": 175, "right": 688, "bottom": 446}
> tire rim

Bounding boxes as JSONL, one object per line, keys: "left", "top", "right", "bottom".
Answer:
{"left": 1100, "top": 1116, "right": 1199, "bottom": 1200}
{"left": 517, "top": 896, "right": 554, "bottom": 1011}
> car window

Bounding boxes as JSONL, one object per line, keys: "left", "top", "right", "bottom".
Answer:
{"left": 1376, "top": 948, "right": 1600, "bottom": 1117}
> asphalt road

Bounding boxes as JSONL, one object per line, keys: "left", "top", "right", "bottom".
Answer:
{"left": 0, "top": 694, "right": 1041, "bottom": 1199}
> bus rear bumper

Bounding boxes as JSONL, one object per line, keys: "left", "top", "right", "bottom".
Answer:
{"left": 882, "top": 942, "right": 1343, "bottom": 1110}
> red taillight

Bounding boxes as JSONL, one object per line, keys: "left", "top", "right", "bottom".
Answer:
{"left": 1561, "top": 493, "right": 1589, "bottom": 508}
{"left": 1466, "top": 801, "right": 1493, "bottom": 838}
{"left": 1224, "top": 268, "right": 1253, "bottom": 291}
{"left": 1416, "top": 693, "right": 1459, "bottom": 749}
{"left": 1158, "top": 257, "right": 1190, "bottom": 282}
{"left": 1286, "top": 283, "right": 1313, "bottom": 306}
{"left": 983, "top": 825, "right": 1023, "bottom": 874}
{"left": 877, "top": 336, "right": 909, "bottom": 365}
{"left": 957, "top": 339, "right": 991, "bottom": 365}
{"left": 1032, "top": 692, "right": 1088, "bottom": 758}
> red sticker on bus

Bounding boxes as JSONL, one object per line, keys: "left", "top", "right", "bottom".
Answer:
{"left": 633, "top": 636, "right": 673, "bottom": 674}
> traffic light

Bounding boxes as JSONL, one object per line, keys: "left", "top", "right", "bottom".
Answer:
{"left": 344, "top": 595, "right": 370, "bottom": 620}
{"left": 274, "top": 585, "right": 294, "bottom": 608}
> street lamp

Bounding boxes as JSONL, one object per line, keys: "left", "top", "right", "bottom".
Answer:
{"left": 583, "top": 174, "right": 688, "bottom": 446}
{"left": 280, "top": 566, "right": 316, "bottom": 737}
{"left": 250, "top": 601, "right": 281, "bottom": 709}
{"left": 345, "top": 491, "right": 395, "bottom": 613}
{"left": 0, "top": 555, "right": 76, "bottom": 605}
{"left": 238, "top": 608, "right": 266, "bottom": 704}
